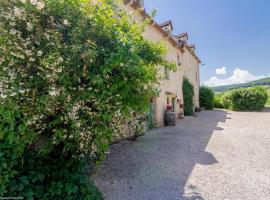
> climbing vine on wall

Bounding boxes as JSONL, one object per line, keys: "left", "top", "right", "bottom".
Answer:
{"left": 182, "top": 78, "right": 195, "bottom": 115}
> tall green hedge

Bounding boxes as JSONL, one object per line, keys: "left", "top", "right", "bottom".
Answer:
{"left": 214, "top": 87, "right": 268, "bottom": 111}
{"left": 214, "top": 93, "right": 225, "bottom": 108}
{"left": 230, "top": 87, "right": 268, "bottom": 111}
{"left": 199, "top": 86, "right": 214, "bottom": 110}
{"left": 0, "top": 0, "right": 175, "bottom": 199}
{"left": 182, "top": 78, "right": 194, "bottom": 115}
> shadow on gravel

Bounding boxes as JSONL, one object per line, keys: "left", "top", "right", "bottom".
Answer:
{"left": 93, "top": 109, "right": 228, "bottom": 200}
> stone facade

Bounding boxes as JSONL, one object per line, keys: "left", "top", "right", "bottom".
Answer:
{"left": 120, "top": 0, "right": 201, "bottom": 128}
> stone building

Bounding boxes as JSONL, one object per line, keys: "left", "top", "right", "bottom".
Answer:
{"left": 120, "top": 0, "right": 201, "bottom": 128}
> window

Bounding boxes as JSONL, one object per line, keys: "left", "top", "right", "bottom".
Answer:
{"left": 177, "top": 54, "right": 181, "bottom": 66}
{"left": 164, "top": 67, "right": 170, "bottom": 80}
{"left": 172, "top": 97, "right": 176, "bottom": 112}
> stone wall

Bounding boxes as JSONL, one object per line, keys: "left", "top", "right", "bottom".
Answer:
{"left": 118, "top": 1, "right": 201, "bottom": 129}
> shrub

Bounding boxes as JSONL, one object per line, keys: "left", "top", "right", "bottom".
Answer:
{"left": 215, "top": 87, "right": 268, "bottom": 111}
{"left": 221, "top": 92, "right": 233, "bottom": 109}
{"left": 266, "top": 86, "right": 270, "bottom": 106}
{"left": 0, "top": 0, "right": 174, "bottom": 199}
{"left": 199, "top": 86, "right": 214, "bottom": 110}
{"left": 229, "top": 87, "right": 268, "bottom": 111}
{"left": 182, "top": 78, "right": 194, "bottom": 115}
{"left": 214, "top": 93, "right": 225, "bottom": 108}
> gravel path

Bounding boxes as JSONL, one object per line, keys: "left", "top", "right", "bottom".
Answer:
{"left": 93, "top": 109, "right": 270, "bottom": 200}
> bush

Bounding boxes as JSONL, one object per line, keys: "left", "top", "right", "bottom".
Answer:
{"left": 229, "top": 87, "right": 268, "bottom": 111}
{"left": 199, "top": 86, "right": 214, "bottom": 110}
{"left": 221, "top": 92, "right": 233, "bottom": 109}
{"left": 214, "top": 93, "right": 225, "bottom": 108}
{"left": 0, "top": 0, "right": 174, "bottom": 199}
{"left": 214, "top": 92, "right": 232, "bottom": 109}
{"left": 215, "top": 87, "right": 268, "bottom": 111}
{"left": 182, "top": 78, "right": 194, "bottom": 115}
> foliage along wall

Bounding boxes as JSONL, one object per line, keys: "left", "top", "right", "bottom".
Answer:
{"left": 182, "top": 78, "right": 194, "bottom": 115}
{"left": 0, "top": 0, "right": 175, "bottom": 198}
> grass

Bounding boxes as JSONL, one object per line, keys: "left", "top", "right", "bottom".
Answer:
{"left": 266, "top": 86, "right": 270, "bottom": 106}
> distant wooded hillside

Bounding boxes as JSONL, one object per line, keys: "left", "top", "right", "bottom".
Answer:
{"left": 212, "top": 77, "right": 270, "bottom": 92}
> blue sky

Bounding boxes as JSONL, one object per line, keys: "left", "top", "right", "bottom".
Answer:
{"left": 144, "top": 0, "right": 270, "bottom": 86}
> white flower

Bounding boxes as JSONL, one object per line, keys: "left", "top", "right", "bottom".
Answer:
{"left": 14, "top": 7, "right": 23, "bottom": 18}
{"left": 63, "top": 19, "right": 69, "bottom": 25}
{"left": 44, "top": 33, "right": 49, "bottom": 38}
{"left": 29, "top": 57, "right": 35, "bottom": 62}
{"left": 20, "top": 0, "right": 27, "bottom": 3}
{"left": 10, "top": 29, "right": 17, "bottom": 35}
{"left": 19, "top": 89, "right": 25, "bottom": 94}
{"left": 49, "top": 90, "right": 56, "bottom": 96}
{"left": 10, "top": 92, "right": 16, "bottom": 97}
{"left": 37, "top": 50, "right": 43, "bottom": 57}
{"left": 10, "top": 22, "right": 16, "bottom": 27}
{"left": 58, "top": 57, "right": 64, "bottom": 63}
{"left": 49, "top": 87, "right": 59, "bottom": 96}
{"left": 25, "top": 50, "right": 32, "bottom": 56}
{"left": 1, "top": 94, "right": 7, "bottom": 99}
{"left": 27, "top": 22, "right": 33, "bottom": 31}
{"left": 55, "top": 67, "right": 62, "bottom": 73}
{"left": 36, "top": 1, "right": 45, "bottom": 10}
{"left": 30, "top": 0, "right": 38, "bottom": 5}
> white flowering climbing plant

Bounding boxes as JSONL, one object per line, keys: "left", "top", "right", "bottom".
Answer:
{"left": 0, "top": 0, "right": 175, "bottom": 199}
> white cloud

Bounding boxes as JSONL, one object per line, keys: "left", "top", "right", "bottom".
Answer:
{"left": 216, "top": 66, "right": 226, "bottom": 75}
{"left": 204, "top": 68, "right": 266, "bottom": 87}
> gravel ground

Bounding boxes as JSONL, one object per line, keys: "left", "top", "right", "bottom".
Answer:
{"left": 93, "top": 109, "right": 270, "bottom": 200}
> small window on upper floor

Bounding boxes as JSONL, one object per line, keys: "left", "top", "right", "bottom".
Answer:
{"left": 164, "top": 67, "right": 170, "bottom": 80}
{"left": 177, "top": 54, "right": 181, "bottom": 66}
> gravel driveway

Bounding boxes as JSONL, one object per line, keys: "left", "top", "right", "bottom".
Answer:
{"left": 93, "top": 109, "right": 270, "bottom": 200}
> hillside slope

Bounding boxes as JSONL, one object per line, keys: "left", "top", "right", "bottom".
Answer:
{"left": 213, "top": 77, "right": 270, "bottom": 92}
